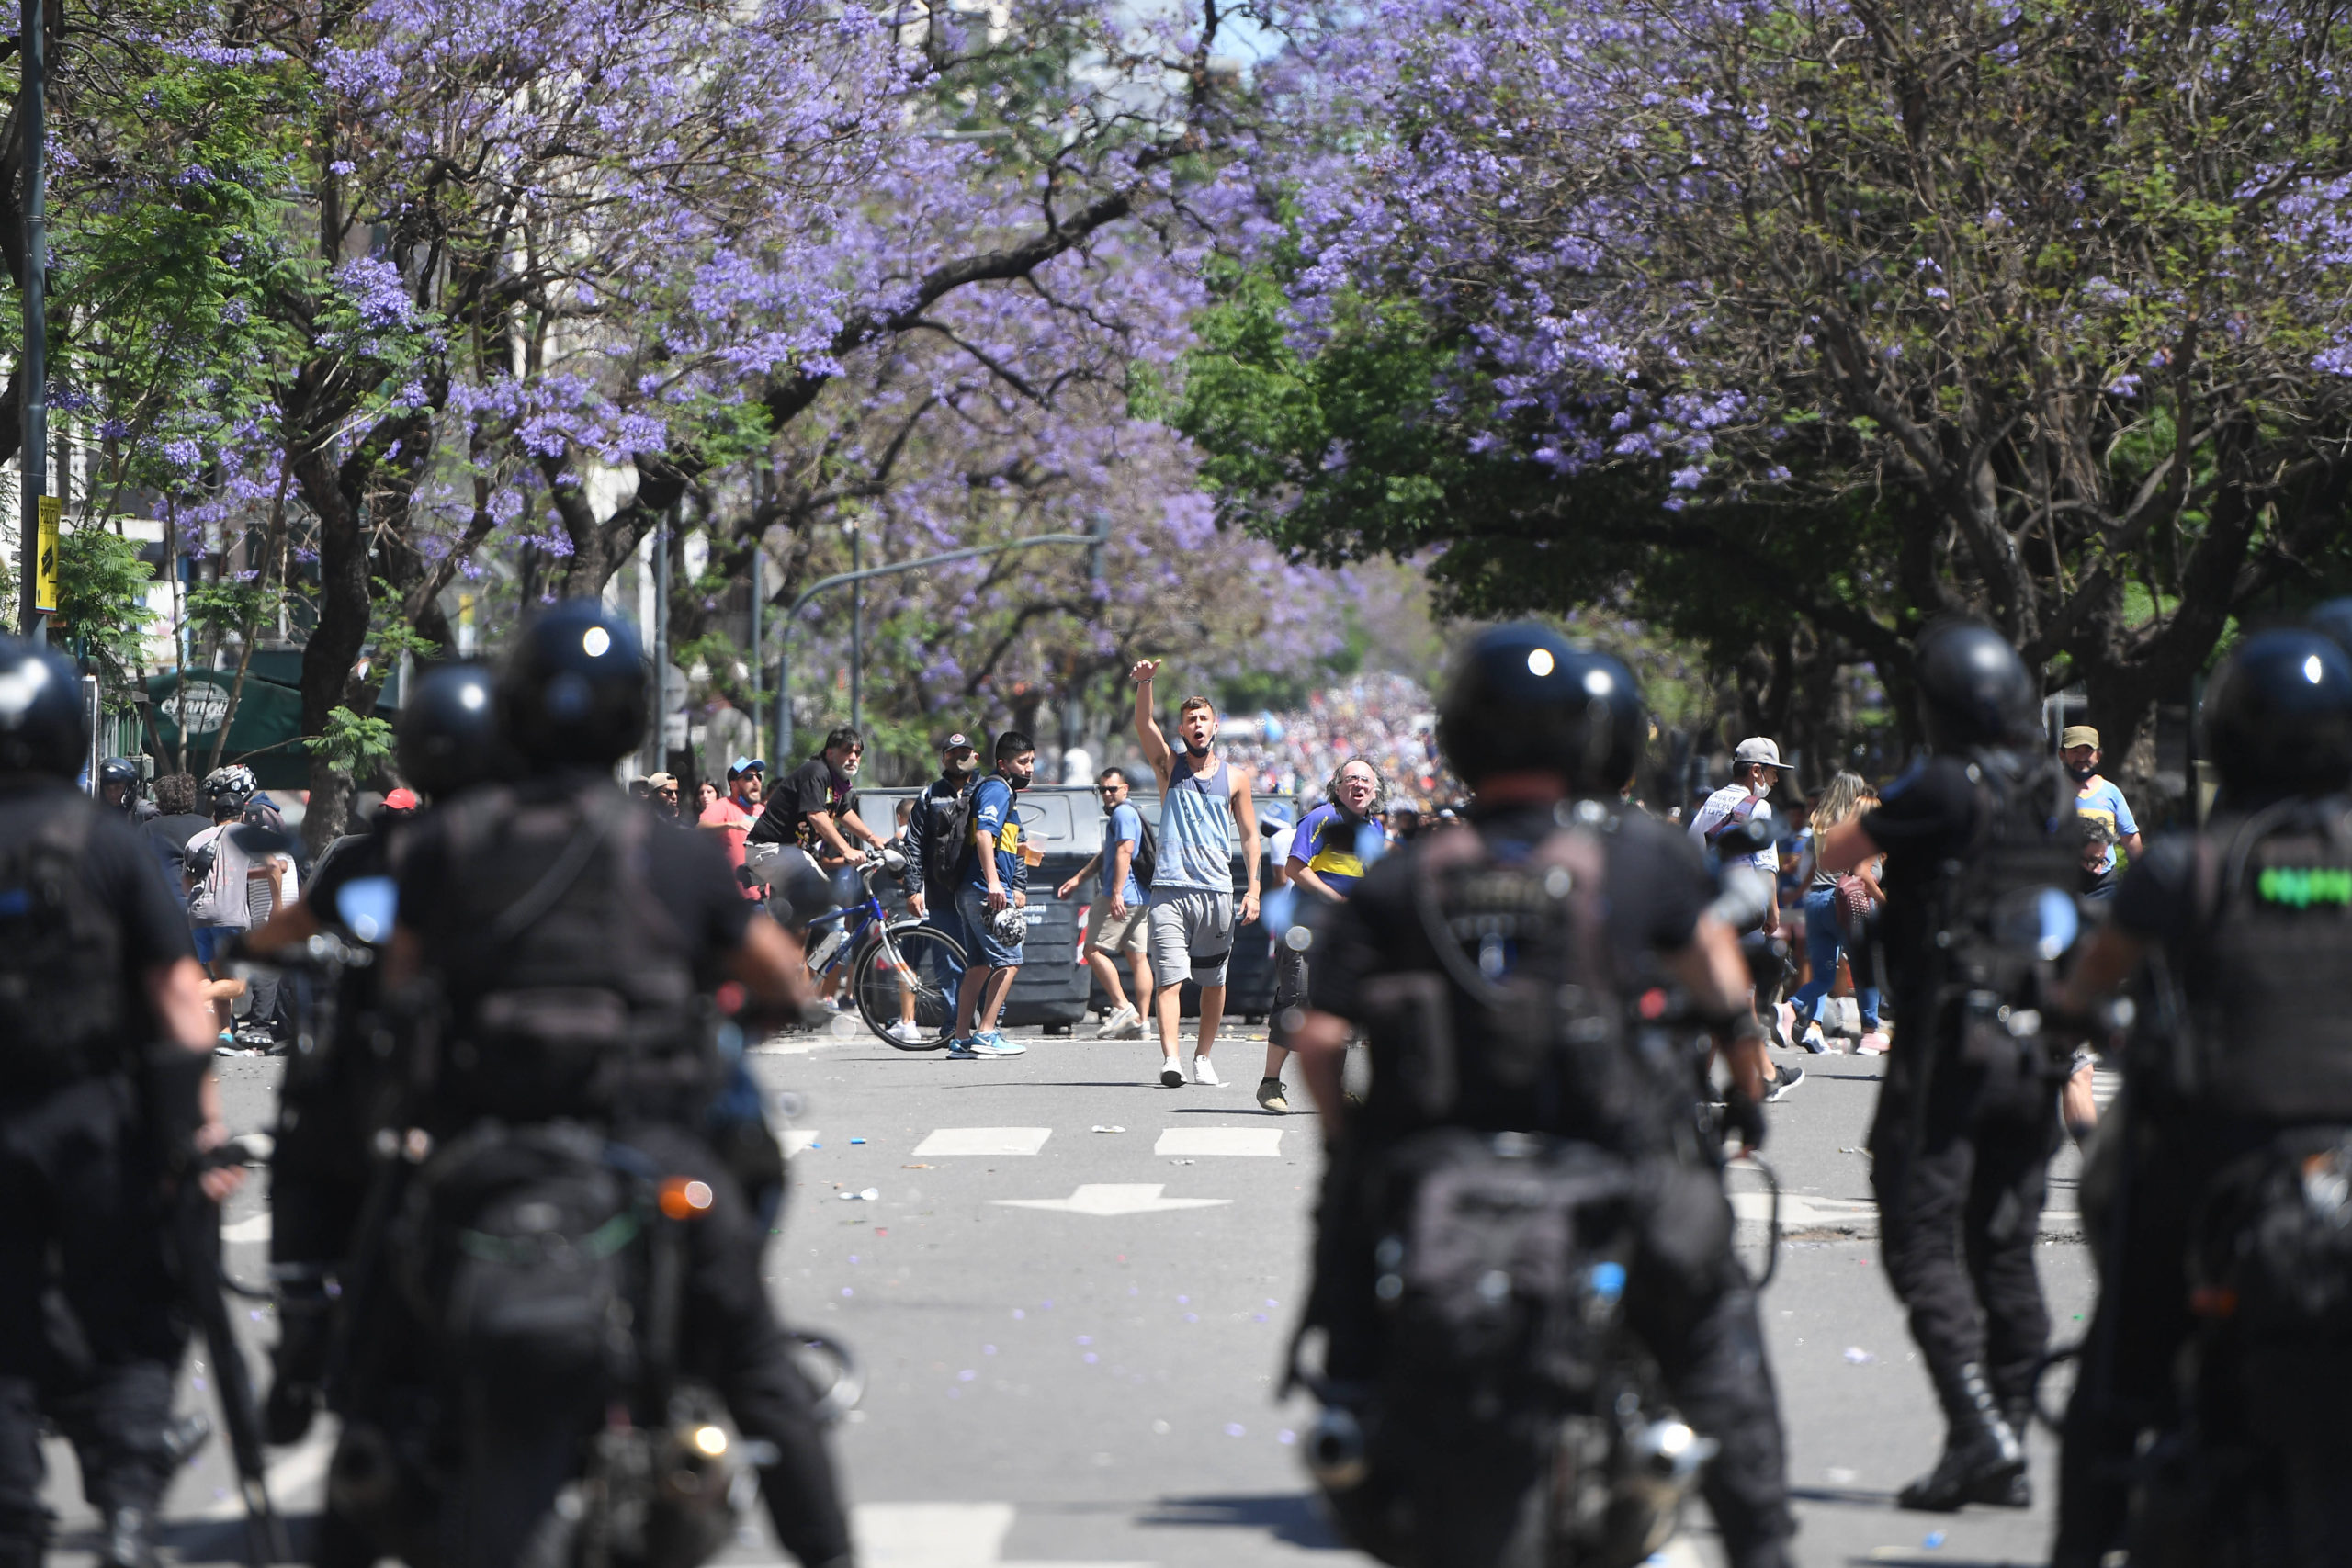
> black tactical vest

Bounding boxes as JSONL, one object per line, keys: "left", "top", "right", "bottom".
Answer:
{"left": 1930, "top": 749, "right": 2083, "bottom": 1005}
{"left": 1350, "top": 804, "right": 1679, "bottom": 1156}
{"left": 2178, "top": 801, "right": 2352, "bottom": 1123}
{"left": 422, "top": 781, "right": 713, "bottom": 1125}
{"left": 0, "top": 794, "right": 131, "bottom": 1089}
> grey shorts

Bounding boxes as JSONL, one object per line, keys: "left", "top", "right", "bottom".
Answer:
{"left": 1087, "top": 899, "right": 1149, "bottom": 958}
{"left": 1148, "top": 886, "right": 1235, "bottom": 988}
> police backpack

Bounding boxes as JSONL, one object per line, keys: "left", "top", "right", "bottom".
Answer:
{"left": 0, "top": 795, "right": 130, "bottom": 1088}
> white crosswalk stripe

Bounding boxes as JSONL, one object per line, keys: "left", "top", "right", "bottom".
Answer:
{"left": 1152, "top": 1127, "right": 1283, "bottom": 1157}
{"left": 912, "top": 1127, "right": 1054, "bottom": 1156}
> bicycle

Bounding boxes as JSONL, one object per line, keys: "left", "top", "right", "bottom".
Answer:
{"left": 800, "top": 848, "right": 966, "bottom": 1051}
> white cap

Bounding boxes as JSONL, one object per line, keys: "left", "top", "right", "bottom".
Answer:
{"left": 1732, "top": 737, "right": 1782, "bottom": 767}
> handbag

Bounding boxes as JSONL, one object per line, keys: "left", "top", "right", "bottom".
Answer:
{"left": 1833, "top": 873, "right": 1876, "bottom": 940}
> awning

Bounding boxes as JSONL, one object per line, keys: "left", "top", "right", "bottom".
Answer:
{"left": 142, "top": 668, "right": 310, "bottom": 789}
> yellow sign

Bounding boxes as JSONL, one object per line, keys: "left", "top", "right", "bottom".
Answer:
{"left": 30, "top": 494, "right": 59, "bottom": 613}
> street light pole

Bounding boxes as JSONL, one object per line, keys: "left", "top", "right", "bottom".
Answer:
{"left": 17, "top": 0, "right": 45, "bottom": 643}
{"left": 775, "top": 520, "right": 1110, "bottom": 761}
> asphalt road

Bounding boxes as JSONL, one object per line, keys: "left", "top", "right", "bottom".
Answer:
{"left": 39, "top": 1027, "right": 2101, "bottom": 1568}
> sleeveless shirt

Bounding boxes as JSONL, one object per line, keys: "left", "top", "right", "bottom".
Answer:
{"left": 1159, "top": 757, "right": 1237, "bottom": 892}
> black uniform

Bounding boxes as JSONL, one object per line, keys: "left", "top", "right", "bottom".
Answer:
{"left": 1304, "top": 802, "right": 1792, "bottom": 1568}
{"left": 392, "top": 771, "right": 850, "bottom": 1568}
{"left": 0, "top": 781, "right": 203, "bottom": 1553}
{"left": 1860, "top": 756, "right": 2063, "bottom": 1437}
{"left": 2055, "top": 800, "right": 2352, "bottom": 1565}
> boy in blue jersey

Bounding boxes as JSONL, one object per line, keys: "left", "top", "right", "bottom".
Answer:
{"left": 949, "top": 731, "right": 1036, "bottom": 1058}
{"left": 1260, "top": 759, "right": 1382, "bottom": 1111}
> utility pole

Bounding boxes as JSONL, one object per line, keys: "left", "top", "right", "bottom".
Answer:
{"left": 749, "top": 545, "right": 763, "bottom": 763}
{"left": 649, "top": 510, "right": 672, "bottom": 778}
{"left": 847, "top": 519, "right": 862, "bottom": 733}
{"left": 17, "top": 0, "right": 45, "bottom": 643}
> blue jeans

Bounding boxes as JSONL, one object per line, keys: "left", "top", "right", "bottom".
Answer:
{"left": 1790, "top": 886, "right": 1880, "bottom": 1030}
{"left": 922, "top": 896, "right": 970, "bottom": 994}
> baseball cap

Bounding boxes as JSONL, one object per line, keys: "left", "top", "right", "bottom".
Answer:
{"left": 1732, "top": 737, "right": 1783, "bottom": 767}
{"left": 648, "top": 772, "right": 678, "bottom": 791}
{"left": 940, "top": 732, "right": 975, "bottom": 754}
{"left": 2060, "top": 726, "right": 2100, "bottom": 751}
{"left": 382, "top": 788, "right": 420, "bottom": 812}
{"left": 729, "top": 756, "right": 765, "bottom": 777}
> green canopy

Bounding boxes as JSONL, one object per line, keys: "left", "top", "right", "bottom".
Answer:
{"left": 143, "top": 669, "right": 309, "bottom": 789}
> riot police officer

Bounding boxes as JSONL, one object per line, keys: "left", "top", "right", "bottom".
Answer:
{"left": 1285, "top": 624, "right": 1792, "bottom": 1568}
{"left": 1815, "top": 619, "right": 2074, "bottom": 1511}
{"left": 243, "top": 661, "right": 506, "bottom": 1443}
{"left": 2047, "top": 627, "right": 2352, "bottom": 1566}
{"left": 376, "top": 603, "right": 853, "bottom": 1568}
{"left": 96, "top": 759, "right": 154, "bottom": 824}
{"left": 0, "top": 637, "right": 240, "bottom": 1566}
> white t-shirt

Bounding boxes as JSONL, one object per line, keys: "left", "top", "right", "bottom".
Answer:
{"left": 1687, "top": 784, "right": 1778, "bottom": 876}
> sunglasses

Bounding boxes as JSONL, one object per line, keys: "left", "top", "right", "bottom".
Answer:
{"left": 1099, "top": 784, "right": 1124, "bottom": 794}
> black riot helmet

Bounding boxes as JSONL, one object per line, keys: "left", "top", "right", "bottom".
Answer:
{"left": 1914, "top": 620, "right": 2040, "bottom": 752}
{"left": 1437, "top": 623, "right": 1645, "bottom": 793}
{"left": 0, "top": 636, "right": 86, "bottom": 781}
{"left": 499, "top": 599, "right": 646, "bottom": 769}
{"left": 2202, "top": 628, "right": 2352, "bottom": 800}
{"left": 2306, "top": 597, "right": 2352, "bottom": 661}
{"left": 398, "top": 661, "right": 507, "bottom": 797}
{"left": 97, "top": 757, "right": 141, "bottom": 796}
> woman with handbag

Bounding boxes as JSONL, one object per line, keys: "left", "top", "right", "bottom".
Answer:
{"left": 1786, "top": 772, "right": 1888, "bottom": 1053}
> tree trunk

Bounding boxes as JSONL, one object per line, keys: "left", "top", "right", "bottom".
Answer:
{"left": 292, "top": 446, "right": 371, "bottom": 856}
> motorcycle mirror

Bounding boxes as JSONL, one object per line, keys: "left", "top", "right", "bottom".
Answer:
{"left": 334, "top": 875, "right": 400, "bottom": 943}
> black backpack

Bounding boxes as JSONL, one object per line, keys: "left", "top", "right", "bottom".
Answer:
{"left": 921, "top": 778, "right": 978, "bottom": 892}
{"left": 0, "top": 797, "right": 130, "bottom": 1086}
{"left": 1125, "top": 814, "right": 1159, "bottom": 893}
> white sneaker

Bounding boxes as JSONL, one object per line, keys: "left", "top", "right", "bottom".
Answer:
{"left": 1096, "top": 1005, "right": 1139, "bottom": 1040}
{"left": 1190, "top": 1055, "right": 1222, "bottom": 1088}
{"left": 883, "top": 1020, "right": 927, "bottom": 1045}
{"left": 1159, "top": 1059, "right": 1184, "bottom": 1088}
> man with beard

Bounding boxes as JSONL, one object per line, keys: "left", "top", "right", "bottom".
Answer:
{"left": 1259, "top": 757, "right": 1382, "bottom": 1113}
{"left": 2062, "top": 726, "right": 2140, "bottom": 874}
{"left": 749, "top": 727, "right": 885, "bottom": 881}
{"left": 1131, "top": 662, "right": 1261, "bottom": 1089}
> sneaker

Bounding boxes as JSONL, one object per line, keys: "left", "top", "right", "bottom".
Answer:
{"left": 1771, "top": 1000, "right": 1798, "bottom": 1049}
{"left": 1191, "top": 1056, "right": 1222, "bottom": 1087}
{"left": 1798, "top": 1021, "right": 1830, "bottom": 1055}
{"left": 1765, "top": 1063, "right": 1805, "bottom": 1102}
{"left": 1160, "top": 1059, "right": 1185, "bottom": 1088}
{"left": 1096, "top": 1005, "right": 1139, "bottom": 1040}
{"left": 969, "top": 1031, "right": 1027, "bottom": 1057}
{"left": 1256, "top": 1077, "right": 1289, "bottom": 1114}
{"left": 883, "top": 1020, "right": 928, "bottom": 1046}
{"left": 946, "top": 1037, "right": 980, "bottom": 1059}
{"left": 1858, "top": 1031, "right": 1891, "bottom": 1055}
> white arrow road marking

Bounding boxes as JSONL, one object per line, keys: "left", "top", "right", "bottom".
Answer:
{"left": 992, "top": 1184, "right": 1233, "bottom": 1217}
{"left": 189, "top": 1431, "right": 334, "bottom": 1520}
{"left": 1152, "top": 1127, "right": 1282, "bottom": 1157}
{"left": 914, "top": 1127, "right": 1054, "bottom": 1157}
{"left": 1729, "top": 1190, "right": 2081, "bottom": 1234}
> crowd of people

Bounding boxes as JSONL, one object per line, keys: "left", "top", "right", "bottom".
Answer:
{"left": 1215, "top": 671, "right": 1463, "bottom": 810}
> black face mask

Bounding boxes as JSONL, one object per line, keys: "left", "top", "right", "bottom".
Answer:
{"left": 2066, "top": 761, "right": 2098, "bottom": 784}
{"left": 1183, "top": 737, "right": 1213, "bottom": 759}
{"left": 944, "top": 755, "right": 978, "bottom": 780}
{"left": 1006, "top": 771, "right": 1032, "bottom": 792}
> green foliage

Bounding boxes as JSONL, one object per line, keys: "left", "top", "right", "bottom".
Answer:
{"left": 54, "top": 528, "right": 157, "bottom": 708}
{"left": 306, "top": 705, "right": 396, "bottom": 773}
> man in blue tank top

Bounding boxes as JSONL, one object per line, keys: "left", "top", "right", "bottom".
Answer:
{"left": 1131, "top": 660, "right": 1261, "bottom": 1089}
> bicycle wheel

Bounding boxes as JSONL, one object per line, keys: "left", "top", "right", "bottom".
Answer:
{"left": 852, "top": 921, "right": 965, "bottom": 1050}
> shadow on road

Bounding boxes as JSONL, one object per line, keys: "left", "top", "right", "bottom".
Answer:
{"left": 1138, "top": 1492, "right": 1345, "bottom": 1551}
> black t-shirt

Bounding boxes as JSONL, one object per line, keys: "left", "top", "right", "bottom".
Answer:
{"left": 1308, "top": 804, "right": 1713, "bottom": 1024}
{"left": 142, "top": 810, "right": 213, "bottom": 883}
{"left": 398, "top": 778, "right": 755, "bottom": 988}
{"left": 0, "top": 780, "right": 197, "bottom": 974}
{"left": 751, "top": 756, "right": 859, "bottom": 851}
